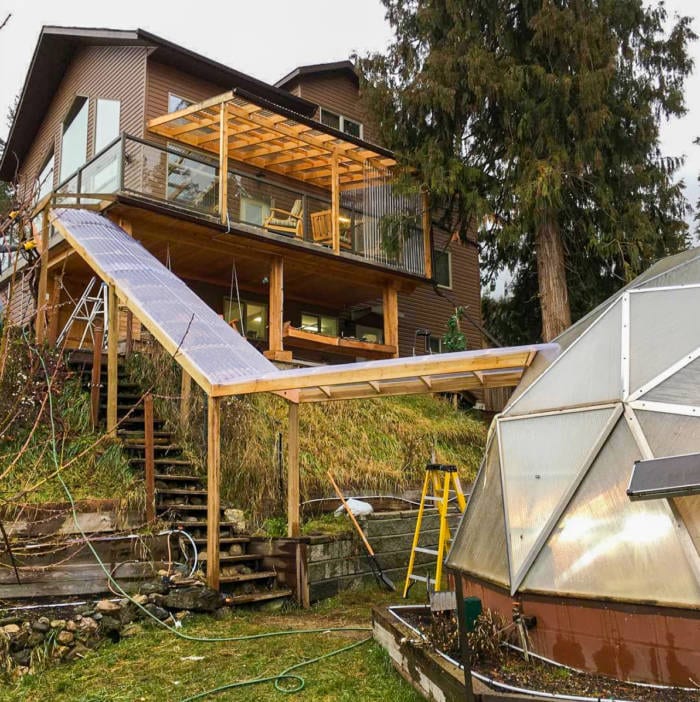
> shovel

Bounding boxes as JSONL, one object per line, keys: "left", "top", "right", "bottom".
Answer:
{"left": 327, "top": 471, "right": 396, "bottom": 592}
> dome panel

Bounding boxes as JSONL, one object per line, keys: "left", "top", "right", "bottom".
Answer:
{"left": 446, "top": 438, "right": 509, "bottom": 586}
{"left": 639, "top": 357, "right": 700, "bottom": 407}
{"left": 522, "top": 419, "right": 700, "bottom": 605}
{"left": 629, "top": 287, "right": 700, "bottom": 397}
{"left": 499, "top": 406, "right": 618, "bottom": 589}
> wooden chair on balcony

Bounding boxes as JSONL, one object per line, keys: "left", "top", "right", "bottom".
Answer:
{"left": 310, "top": 210, "right": 353, "bottom": 250}
{"left": 263, "top": 199, "right": 303, "bottom": 238}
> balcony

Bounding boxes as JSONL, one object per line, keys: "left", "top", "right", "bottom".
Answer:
{"left": 52, "top": 92, "right": 431, "bottom": 279}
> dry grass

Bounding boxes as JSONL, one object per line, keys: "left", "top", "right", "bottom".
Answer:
{"left": 126, "top": 342, "right": 488, "bottom": 528}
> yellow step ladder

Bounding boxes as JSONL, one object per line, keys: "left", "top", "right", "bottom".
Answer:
{"left": 403, "top": 463, "right": 467, "bottom": 597}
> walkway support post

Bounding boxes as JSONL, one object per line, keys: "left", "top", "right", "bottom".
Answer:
{"left": 107, "top": 284, "right": 119, "bottom": 436}
{"left": 90, "top": 324, "right": 104, "bottom": 430}
{"left": 265, "top": 256, "right": 291, "bottom": 362}
{"left": 383, "top": 282, "right": 399, "bottom": 358}
{"left": 287, "top": 401, "right": 300, "bottom": 537}
{"left": 36, "top": 208, "right": 50, "bottom": 345}
{"left": 180, "top": 368, "right": 192, "bottom": 431}
{"left": 219, "top": 102, "right": 229, "bottom": 225}
{"left": 207, "top": 396, "right": 221, "bottom": 590}
{"left": 144, "top": 393, "right": 155, "bottom": 523}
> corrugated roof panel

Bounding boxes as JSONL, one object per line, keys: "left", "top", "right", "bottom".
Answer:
{"left": 50, "top": 208, "right": 276, "bottom": 392}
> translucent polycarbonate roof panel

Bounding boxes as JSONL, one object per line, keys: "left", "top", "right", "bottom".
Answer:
{"left": 673, "top": 495, "right": 700, "bottom": 556}
{"left": 446, "top": 438, "right": 509, "bottom": 586}
{"left": 641, "top": 357, "right": 700, "bottom": 406}
{"left": 506, "top": 299, "right": 622, "bottom": 416}
{"left": 635, "top": 247, "right": 700, "bottom": 290}
{"left": 499, "top": 406, "right": 618, "bottom": 587}
{"left": 627, "top": 453, "right": 700, "bottom": 500}
{"left": 50, "top": 208, "right": 276, "bottom": 392}
{"left": 522, "top": 419, "right": 700, "bottom": 605}
{"left": 636, "top": 408, "right": 700, "bottom": 456}
{"left": 629, "top": 287, "right": 700, "bottom": 397}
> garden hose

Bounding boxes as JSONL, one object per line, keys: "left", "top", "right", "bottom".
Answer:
{"left": 32, "top": 345, "right": 373, "bottom": 699}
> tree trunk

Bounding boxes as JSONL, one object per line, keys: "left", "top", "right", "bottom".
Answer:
{"left": 535, "top": 219, "right": 571, "bottom": 341}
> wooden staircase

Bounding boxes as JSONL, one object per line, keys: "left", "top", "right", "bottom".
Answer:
{"left": 69, "top": 354, "right": 292, "bottom": 605}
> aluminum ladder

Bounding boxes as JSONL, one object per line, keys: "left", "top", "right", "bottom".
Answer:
{"left": 56, "top": 277, "right": 108, "bottom": 349}
{"left": 403, "top": 463, "right": 467, "bottom": 596}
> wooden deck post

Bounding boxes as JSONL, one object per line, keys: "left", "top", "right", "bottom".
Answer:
{"left": 107, "top": 284, "right": 119, "bottom": 436}
{"left": 144, "top": 393, "right": 155, "bottom": 523}
{"left": 36, "top": 208, "right": 50, "bottom": 345}
{"left": 47, "top": 274, "right": 62, "bottom": 346}
{"left": 207, "top": 396, "right": 221, "bottom": 590}
{"left": 383, "top": 282, "right": 399, "bottom": 358}
{"left": 125, "top": 310, "right": 134, "bottom": 356}
{"left": 90, "top": 324, "right": 104, "bottom": 430}
{"left": 421, "top": 189, "right": 432, "bottom": 279}
{"left": 265, "top": 256, "right": 292, "bottom": 362}
{"left": 287, "top": 401, "right": 300, "bottom": 538}
{"left": 331, "top": 154, "right": 340, "bottom": 254}
{"left": 180, "top": 368, "right": 192, "bottom": 430}
{"left": 219, "top": 102, "right": 229, "bottom": 225}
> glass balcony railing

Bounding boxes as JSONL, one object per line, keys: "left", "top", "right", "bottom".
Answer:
{"left": 51, "top": 134, "right": 427, "bottom": 277}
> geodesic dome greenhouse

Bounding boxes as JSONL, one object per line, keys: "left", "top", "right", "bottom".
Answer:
{"left": 446, "top": 248, "right": 700, "bottom": 684}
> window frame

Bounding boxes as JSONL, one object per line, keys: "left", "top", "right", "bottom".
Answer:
{"left": 60, "top": 95, "right": 89, "bottom": 181}
{"left": 319, "top": 107, "right": 364, "bottom": 139}
{"left": 35, "top": 151, "right": 55, "bottom": 202}
{"left": 94, "top": 98, "right": 121, "bottom": 153}
{"left": 223, "top": 297, "right": 269, "bottom": 341}
{"left": 301, "top": 312, "right": 340, "bottom": 337}
{"left": 433, "top": 248, "right": 453, "bottom": 289}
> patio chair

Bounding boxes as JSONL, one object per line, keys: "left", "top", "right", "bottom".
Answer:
{"left": 263, "top": 199, "right": 303, "bottom": 238}
{"left": 310, "top": 210, "right": 353, "bottom": 250}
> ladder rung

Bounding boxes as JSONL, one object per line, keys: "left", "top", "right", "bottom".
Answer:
{"left": 413, "top": 547, "right": 439, "bottom": 556}
{"left": 408, "top": 574, "right": 431, "bottom": 583}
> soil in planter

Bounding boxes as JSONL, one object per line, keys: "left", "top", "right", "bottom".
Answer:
{"left": 400, "top": 609, "right": 697, "bottom": 702}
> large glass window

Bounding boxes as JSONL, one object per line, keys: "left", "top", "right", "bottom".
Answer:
{"left": 94, "top": 99, "right": 120, "bottom": 152}
{"left": 301, "top": 312, "right": 339, "bottom": 337}
{"left": 36, "top": 153, "right": 54, "bottom": 201}
{"left": 355, "top": 324, "right": 384, "bottom": 344}
{"left": 240, "top": 197, "right": 270, "bottom": 226}
{"left": 223, "top": 298, "right": 268, "bottom": 341}
{"left": 60, "top": 97, "right": 88, "bottom": 180}
{"left": 433, "top": 248, "right": 452, "bottom": 288}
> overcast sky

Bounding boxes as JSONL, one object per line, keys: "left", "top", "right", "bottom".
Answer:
{"left": 0, "top": 0, "right": 698, "bottom": 222}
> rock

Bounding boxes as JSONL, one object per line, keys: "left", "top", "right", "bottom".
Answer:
{"left": 198, "top": 550, "right": 207, "bottom": 561}
{"left": 66, "top": 620, "right": 78, "bottom": 632}
{"left": 0, "top": 616, "right": 22, "bottom": 627}
{"left": 65, "top": 643, "right": 89, "bottom": 661}
{"left": 50, "top": 619, "right": 66, "bottom": 630}
{"left": 93, "top": 613, "right": 103, "bottom": 621}
{"left": 131, "top": 594, "right": 148, "bottom": 606}
{"left": 223, "top": 508, "right": 247, "bottom": 532}
{"left": 57, "top": 630, "right": 74, "bottom": 645}
{"left": 27, "top": 632, "right": 45, "bottom": 647}
{"left": 161, "top": 586, "right": 223, "bottom": 613}
{"left": 95, "top": 599, "right": 121, "bottom": 614}
{"left": 259, "top": 598, "right": 286, "bottom": 613}
{"left": 139, "top": 580, "right": 168, "bottom": 596}
{"left": 55, "top": 645, "right": 71, "bottom": 660}
{"left": 99, "top": 616, "right": 121, "bottom": 635}
{"left": 9, "top": 631, "right": 29, "bottom": 651}
{"left": 33, "top": 617, "right": 50, "bottom": 633}
{"left": 121, "top": 624, "right": 143, "bottom": 638}
{"left": 11, "top": 649, "right": 31, "bottom": 667}
{"left": 228, "top": 543, "right": 244, "bottom": 556}
{"left": 174, "top": 611, "right": 189, "bottom": 621}
{"left": 144, "top": 604, "right": 169, "bottom": 621}
{"left": 79, "top": 617, "right": 98, "bottom": 633}
{"left": 2, "top": 624, "right": 20, "bottom": 635}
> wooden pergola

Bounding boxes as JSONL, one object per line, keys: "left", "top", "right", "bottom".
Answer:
{"left": 49, "top": 207, "right": 557, "bottom": 590}
{"left": 145, "top": 90, "right": 423, "bottom": 260}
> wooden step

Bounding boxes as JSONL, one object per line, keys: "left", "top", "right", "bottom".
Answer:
{"left": 124, "top": 443, "right": 183, "bottom": 452}
{"left": 192, "top": 536, "right": 249, "bottom": 546}
{"left": 130, "top": 458, "right": 193, "bottom": 466}
{"left": 157, "top": 503, "right": 208, "bottom": 512}
{"left": 119, "top": 430, "right": 172, "bottom": 439}
{"left": 217, "top": 570, "right": 277, "bottom": 584}
{"left": 226, "top": 589, "right": 292, "bottom": 605}
{"left": 213, "top": 554, "right": 263, "bottom": 564}
{"left": 166, "top": 520, "right": 241, "bottom": 529}
{"left": 155, "top": 487, "right": 208, "bottom": 497}
{"left": 154, "top": 474, "right": 202, "bottom": 484}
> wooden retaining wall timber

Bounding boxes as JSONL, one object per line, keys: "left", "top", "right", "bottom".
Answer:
{"left": 249, "top": 508, "right": 462, "bottom": 606}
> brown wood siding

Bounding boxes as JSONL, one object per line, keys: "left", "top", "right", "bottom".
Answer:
{"left": 18, "top": 45, "right": 148, "bottom": 193}
{"left": 294, "top": 74, "right": 379, "bottom": 144}
{"left": 398, "top": 230, "right": 482, "bottom": 356}
{"left": 1, "top": 269, "right": 36, "bottom": 327}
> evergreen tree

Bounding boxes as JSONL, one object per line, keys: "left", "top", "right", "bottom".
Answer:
{"left": 359, "top": 0, "right": 695, "bottom": 341}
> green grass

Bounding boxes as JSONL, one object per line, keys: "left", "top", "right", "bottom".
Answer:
{"left": 3, "top": 589, "right": 424, "bottom": 702}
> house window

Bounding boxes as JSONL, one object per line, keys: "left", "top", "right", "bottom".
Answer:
{"left": 301, "top": 312, "right": 339, "bottom": 337}
{"left": 60, "top": 96, "right": 88, "bottom": 180}
{"left": 94, "top": 99, "right": 120, "bottom": 152}
{"left": 240, "top": 197, "right": 270, "bottom": 226}
{"left": 319, "top": 108, "right": 363, "bottom": 139}
{"left": 433, "top": 248, "right": 452, "bottom": 288}
{"left": 429, "top": 336, "right": 442, "bottom": 353}
{"left": 36, "top": 152, "right": 54, "bottom": 201}
{"left": 169, "top": 93, "right": 192, "bottom": 114}
{"left": 224, "top": 298, "right": 268, "bottom": 341}
{"left": 355, "top": 324, "right": 384, "bottom": 344}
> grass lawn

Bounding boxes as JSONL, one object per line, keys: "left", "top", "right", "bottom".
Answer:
{"left": 3, "top": 588, "right": 424, "bottom": 702}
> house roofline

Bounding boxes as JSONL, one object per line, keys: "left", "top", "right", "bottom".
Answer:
{"left": 0, "top": 26, "right": 318, "bottom": 182}
{"left": 275, "top": 60, "right": 358, "bottom": 90}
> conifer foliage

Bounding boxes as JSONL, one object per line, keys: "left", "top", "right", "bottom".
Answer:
{"left": 359, "top": 0, "right": 695, "bottom": 341}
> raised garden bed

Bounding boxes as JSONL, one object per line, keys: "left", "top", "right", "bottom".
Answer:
{"left": 374, "top": 604, "right": 698, "bottom": 702}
